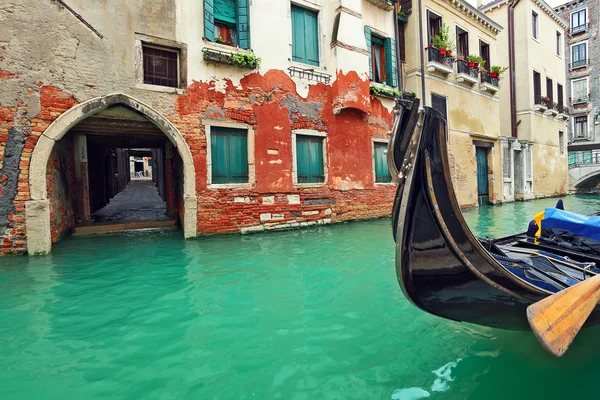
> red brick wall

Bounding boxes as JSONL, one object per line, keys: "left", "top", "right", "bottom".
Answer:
{"left": 0, "top": 70, "right": 396, "bottom": 253}
{"left": 47, "top": 134, "right": 77, "bottom": 243}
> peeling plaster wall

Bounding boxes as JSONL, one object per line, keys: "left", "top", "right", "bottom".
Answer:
{"left": 0, "top": 1, "right": 397, "bottom": 254}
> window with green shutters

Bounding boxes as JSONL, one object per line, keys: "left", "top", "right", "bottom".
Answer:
{"left": 374, "top": 142, "right": 392, "bottom": 183}
{"left": 296, "top": 135, "right": 325, "bottom": 183}
{"left": 291, "top": 5, "right": 319, "bottom": 67}
{"left": 210, "top": 127, "right": 249, "bottom": 184}
{"left": 364, "top": 27, "right": 398, "bottom": 87}
{"left": 204, "top": 0, "right": 251, "bottom": 49}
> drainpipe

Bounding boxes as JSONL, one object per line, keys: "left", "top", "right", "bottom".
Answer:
{"left": 393, "top": 0, "right": 403, "bottom": 89}
{"left": 418, "top": 0, "right": 426, "bottom": 106}
{"left": 508, "top": 0, "right": 520, "bottom": 138}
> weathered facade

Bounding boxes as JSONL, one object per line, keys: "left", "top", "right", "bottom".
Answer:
{"left": 0, "top": 0, "right": 401, "bottom": 254}
{"left": 555, "top": 0, "right": 600, "bottom": 192}
{"left": 398, "top": 0, "right": 505, "bottom": 207}
{"left": 482, "top": 0, "right": 570, "bottom": 200}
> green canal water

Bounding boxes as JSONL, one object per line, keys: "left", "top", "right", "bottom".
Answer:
{"left": 1, "top": 195, "right": 600, "bottom": 399}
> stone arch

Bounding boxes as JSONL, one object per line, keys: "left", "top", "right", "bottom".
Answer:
{"left": 573, "top": 169, "right": 600, "bottom": 189}
{"left": 26, "top": 93, "right": 197, "bottom": 254}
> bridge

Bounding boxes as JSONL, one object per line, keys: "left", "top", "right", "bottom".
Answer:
{"left": 569, "top": 157, "right": 600, "bottom": 192}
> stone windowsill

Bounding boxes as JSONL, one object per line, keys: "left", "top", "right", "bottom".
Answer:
{"left": 208, "top": 183, "right": 253, "bottom": 190}
{"left": 135, "top": 83, "right": 185, "bottom": 94}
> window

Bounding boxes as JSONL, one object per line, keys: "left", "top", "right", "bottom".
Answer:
{"left": 365, "top": 28, "right": 398, "bottom": 87}
{"left": 571, "top": 9, "right": 587, "bottom": 33}
{"left": 479, "top": 40, "right": 490, "bottom": 71}
{"left": 503, "top": 145, "right": 511, "bottom": 179}
{"left": 568, "top": 152, "right": 577, "bottom": 165}
{"left": 533, "top": 71, "right": 541, "bottom": 102}
{"left": 556, "top": 31, "right": 561, "bottom": 56}
{"left": 427, "top": 11, "right": 442, "bottom": 47}
{"left": 572, "top": 43, "right": 586, "bottom": 68}
{"left": 143, "top": 45, "right": 179, "bottom": 88}
{"left": 456, "top": 27, "right": 469, "bottom": 59}
{"left": 295, "top": 134, "right": 325, "bottom": 183}
{"left": 574, "top": 116, "right": 587, "bottom": 138}
{"left": 582, "top": 150, "right": 592, "bottom": 163}
{"left": 572, "top": 78, "right": 587, "bottom": 103}
{"left": 532, "top": 11, "right": 539, "bottom": 40}
{"left": 291, "top": 5, "right": 319, "bottom": 67}
{"left": 546, "top": 78, "right": 553, "bottom": 102}
{"left": 374, "top": 142, "right": 392, "bottom": 183}
{"left": 210, "top": 127, "right": 249, "bottom": 184}
{"left": 371, "top": 36, "right": 386, "bottom": 84}
{"left": 204, "top": 0, "right": 250, "bottom": 49}
{"left": 559, "top": 131, "right": 565, "bottom": 155}
{"left": 431, "top": 93, "right": 447, "bottom": 121}
{"left": 557, "top": 83, "right": 563, "bottom": 107}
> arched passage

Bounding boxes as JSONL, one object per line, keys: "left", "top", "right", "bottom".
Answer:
{"left": 26, "top": 93, "right": 197, "bottom": 255}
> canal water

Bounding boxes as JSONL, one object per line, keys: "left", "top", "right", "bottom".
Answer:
{"left": 1, "top": 195, "right": 599, "bottom": 400}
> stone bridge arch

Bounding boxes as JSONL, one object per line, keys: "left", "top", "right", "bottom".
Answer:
{"left": 570, "top": 166, "right": 600, "bottom": 191}
{"left": 26, "top": 93, "right": 197, "bottom": 255}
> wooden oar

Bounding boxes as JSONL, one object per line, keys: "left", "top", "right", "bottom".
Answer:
{"left": 527, "top": 273, "right": 600, "bottom": 357}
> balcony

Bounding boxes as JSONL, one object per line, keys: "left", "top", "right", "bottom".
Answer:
{"left": 426, "top": 47, "right": 454, "bottom": 76}
{"left": 544, "top": 101, "right": 559, "bottom": 117}
{"left": 569, "top": 59, "right": 589, "bottom": 70}
{"left": 366, "top": 0, "right": 394, "bottom": 11}
{"left": 569, "top": 24, "right": 589, "bottom": 35}
{"left": 571, "top": 94, "right": 590, "bottom": 106}
{"left": 533, "top": 94, "right": 548, "bottom": 112}
{"left": 479, "top": 71, "right": 499, "bottom": 94}
{"left": 455, "top": 60, "right": 478, "bottom": 85}
{"left": 557, "top": 104, "right": 569, "bottom": 121}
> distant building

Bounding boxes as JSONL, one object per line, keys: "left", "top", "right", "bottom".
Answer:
{"left": 555, "top": 0, "right": 600, "bottom": 192}
{"left": 481, "top": 0, "right": 570, "bottom": 200}
{"left": 396, "top": 0, "right": 505, "bottom": 207}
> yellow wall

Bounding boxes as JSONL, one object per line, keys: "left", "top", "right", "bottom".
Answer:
{"left": 403, "top": 0, "right": 503, "bottom": 207}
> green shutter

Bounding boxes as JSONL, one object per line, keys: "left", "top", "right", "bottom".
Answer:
{"left": 215, "top": 0, "right": 236, "bottom": 24}
{"left": 304, "top": 10, "right": 319, "bottom": 66}
{"left": 365, "top": 26, "right": 373, "bottom": 81}
{"left": 211, "top": 128, "right": 248, "bottom": 184}
{"left": 204, "top": 0, "right": 215, "bottom": 41}
{"left": 236, "top": 0, "right": 250, "bottom": 49}
{"left": 291, "top": 6, "right": 305, "bottom": 63}
{"left": 296, "top": 135, "right": 324, "bottom": 183}
{"left": 291, "top": 6, "right": 319, "bottom": 66}
{"left": 211, "top": 130, "right": 228, "bottom": 183}
{"left": 374, "top": 143, "right": 392, "bottom": 183}
{"left": 229, "top": 130, "right": 248, "bottom": 182}
{"left": 296, "top": 136, "right": 309, "bottom": 183}
{"left": 385, "top": 38, "right": 398, "bottom": 87}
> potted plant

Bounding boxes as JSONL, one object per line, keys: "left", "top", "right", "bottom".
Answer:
{"left": 397, "top": 10, "right": 408, "bottom": 23}
{"left": 490, "top": 65, "right": 508, "bottom": 79}
{"left": 430, "top": 23, "right": 454, "bottom": 55}
{"left": 467, "top": 55, "right": 485, "bottom": 69}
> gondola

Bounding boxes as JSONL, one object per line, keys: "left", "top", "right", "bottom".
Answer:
{"left": 388, "top": 98, "right": 600, "bottom": 332}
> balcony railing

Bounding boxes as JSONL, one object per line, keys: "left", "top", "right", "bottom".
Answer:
{"left": 533, "top": 94, "right": 552, "bottom": 111}
{"left": 481, "top": 71, "right": 498, "bottom": 87}
{"left": 456, "top": 59, "right": 478, "bottom": 77}
{"left": 557, "top": 104, "right": 569, "bottom": 115}
{"left": 570, "top": 23, "right": 589, "bottom": 35}
{"left": 569, "top": 59, "right": 588, "bottom": 70}
{"left": 571, "top": 94, "right": 590, "bottom": 105}
{"left": 427, "top": 47, "right": 454, "bottom": 68}
{"left": 426, "top": 47, "right": 454, "bottom": 75}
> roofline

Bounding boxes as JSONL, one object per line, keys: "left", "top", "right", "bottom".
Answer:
{"left": 480, "top": 0, "right": 567, "bottom": 29}
{"left": 446, "top": 0, "right": 504, "bottom": 33}
{"left": 554, "top": 0, "right": 589, "bottom": 12}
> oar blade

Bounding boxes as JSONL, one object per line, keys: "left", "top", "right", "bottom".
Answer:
{"left": 527, "top": 274, "right": 600, "bottom": 357}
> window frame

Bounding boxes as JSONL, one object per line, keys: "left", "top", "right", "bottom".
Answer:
{"left": 559, "top": 131, "right": 565, "bottom": 156}
{"left": 204, "top": 119, "right": 255, "bottom": 189}
{"left": 556, "top": 31, "right": 562, "bottom": 57}
{"left": 290, "top": 3, "right": 321, "bottom": 68}
{"left": 426, "top": 9, "right": 442, "bottom": 47}
{"left": 573, "top": 115, "right": 588, "bottom": 139}
{"left": 134, "top": 33, "right": 188, "bottom": 93}
{"left": 142, "top": 44, "right": 180, "bottom": 88}
{"left": 431, "top": 92, "right": 448, "bottom": 122}
{"left": 291, "top": 129, "right": 327, "bottom": 188}
{"left": 479, "top": 39, "right": 490, "bottom": 71}
{"left": 571, "top": 76, "right": 588, "bottom": 103}
{"left": 371, "top": 35, "right": 387, "bottom": 84}
{"left": 372, "top": 138, "right": 393, "bottom": 185}
{"left": 570, "top": 8, "right": 588, "bottom": 32}
{"left": 532, "top": 11, "right": 539, "bottom": 40}
{"left": 456, "top": 25, "right": 469, "bottom": 60}
{"left": 571, "top": 41, "right": 587, "bottom": 68}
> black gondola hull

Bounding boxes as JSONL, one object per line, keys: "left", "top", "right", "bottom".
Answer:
{"left": 390, "top": 101, "right": 600, "bottom": 330}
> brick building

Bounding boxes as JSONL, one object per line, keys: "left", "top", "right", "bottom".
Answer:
{"left": 555, "top": 0, "right": 600, "bottom": 192}
{"left": 0, "top": 0, "right": 400, "bottom": 254}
